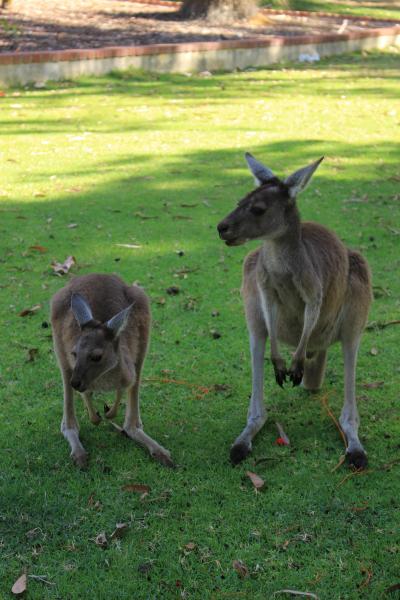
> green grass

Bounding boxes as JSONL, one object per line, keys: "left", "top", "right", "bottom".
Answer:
{"left": 263, "top": 0, "right": 400, "bottom": 21}
{"left": 1, "top": 50, "right": 400, "bottom": 599}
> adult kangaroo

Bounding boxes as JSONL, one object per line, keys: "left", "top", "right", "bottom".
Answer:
{"left": 217, "top": 153, "right": 372, "bottom": 469}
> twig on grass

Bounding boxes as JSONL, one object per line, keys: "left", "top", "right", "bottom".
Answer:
{"left": 274, "top": 590, "right": 319, "bottom": 599}
{"left": 28, "top": 575, "right": 55, "bottom": 586}
{"left": 336, "top": 468, "right": 371, "bottom": 488}
{"left": 366, "top": 319, "right": 400, "bottom": 331}
{"left": 359, "top": 566, "right": 373, "bottom": 589}
{"left": 320, "top": 394, "right": 347, "bottom": 448}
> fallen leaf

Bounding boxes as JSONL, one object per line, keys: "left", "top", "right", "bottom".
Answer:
{"left": 51, "top": 256, "right": 76, "bottom": 275}
{"left": 184, "top": 542, "right": 196, "bottom": 551}
{"left": 370, "top": 347, "right": 379, "bottom": 356}
{"left": 115, "top": 243, "right": 141, "bottom": 249}
{"left": 166, "top": 286, "right": 180, "bottom": 295}
{"left": 122, "top": 483, "right": 150, "bottom": 494}
{"left": 246, "top": 471, "right": 265, "bottom": 490}
{"left": 213, "top": 383, "right": 231, "bottom": 393}
{"left": 138, "top": 562, "right": 153, "bottom": 574}
{"left": 19, "top": 304, "right": 41, "bottom": 317}
{"left": 11, "top": 573, "right": 27, "bottom": 595}
{"left": 67, "top": 223, "right": 78, "bottom": 229}
{"left": 361, "top": 381, "right": 384, "bottom": 389}
{"left": 26, "top": 348, "right": 39, "bottom": 362}
{"left": 94, "top": 532, "right": 108, "bottom": 548}
{"left": 233, "top": 559, "right": 249, "bottom": 578}
{"left": 33, "top": 192, "right": 46, "bottom": 198}
{"left": 29, "top": 245, "right": 47, "bottom": 253}
{"left": 134, "top": 211, "right": 158, "bottom": 220}
{"left": 156, "top": 297, "right": 166, "bottom": 306}
{"left": 385, "top": 583, "right": 400, "bottom": 593}
{"left": 110, "top": 522, "right": 129, "bottom": 540}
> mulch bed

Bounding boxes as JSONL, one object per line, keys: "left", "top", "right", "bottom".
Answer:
{"left": 0, "top": 0, "right": 393, "bottom": 53}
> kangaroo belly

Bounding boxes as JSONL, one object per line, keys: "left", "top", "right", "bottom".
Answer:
{"left": 276, "top": 302, "right": 342, "bottom": 351}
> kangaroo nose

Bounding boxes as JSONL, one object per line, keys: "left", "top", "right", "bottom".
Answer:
{"left": 217, "top": 221, "right": 229, "bottom": 235}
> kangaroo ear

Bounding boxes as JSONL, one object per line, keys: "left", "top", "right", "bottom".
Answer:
{"left": 245, "top": 152, "right": 276, "bottom": 186}
{"left": 71, "top": 293, "right": 94, "bottom": 328}
{"left": 284, "top": 157, "right": 324, "bottom": 199}
{"left": 105, "top": 304, "right": 134, "bottom": 338}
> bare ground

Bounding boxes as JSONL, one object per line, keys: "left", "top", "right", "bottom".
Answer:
{"left": 0, "top": 0, "right": 392, "bottom": 53}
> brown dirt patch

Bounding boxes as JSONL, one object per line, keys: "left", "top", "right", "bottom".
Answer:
{"left": 0, "top": 0, "right": 393, "bottom": 53}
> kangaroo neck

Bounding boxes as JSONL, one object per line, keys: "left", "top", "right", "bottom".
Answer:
{"left": 262, "top": 206, "right": 302, "bottom": 262}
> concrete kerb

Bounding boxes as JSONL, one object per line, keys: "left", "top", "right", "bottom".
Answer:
{"left": 0, "top": 6, "right": 399, "bottom": 86}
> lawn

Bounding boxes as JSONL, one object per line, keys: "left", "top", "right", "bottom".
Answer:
{"left": 264, "top": 0, "right": 400, "bottom": 21}
{"left": 0, "top": 50, "right": 399, "bottom": 599}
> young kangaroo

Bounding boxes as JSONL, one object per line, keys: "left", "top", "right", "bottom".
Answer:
{"left": 217, "top": 153, "right": 372, "bottom": 469}
{"left": 51, "top": 273, "right": 174, "bottom": 468}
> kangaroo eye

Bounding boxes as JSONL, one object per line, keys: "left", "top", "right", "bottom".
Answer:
{"left": 250, "top": 205, "right": 265, "bottom": 216}
{"left": 90, "top": 354, "right": 102, "bottom": 363}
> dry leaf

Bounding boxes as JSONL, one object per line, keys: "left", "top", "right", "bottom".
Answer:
{"left": 110, "top": 522, "right": 128, "bottom": 540}
{"left": 246, "top": 471, "right": 265, "bottom": 490}
{"left": 11, "top": 573, "right": 27, "bottom": 595}
{"left": 184, "top": 542, "right": 196, "bottom": 551}
{"left": 29, "top": 245, "right": 47, "bottom": 253}
{"left": 26, "top": 348, "right": 39, "bottom": 362}
{"left": 166, "top": 286, "right": 180, "bottom": 296}
{"left": 138, "top": 562, "right": 153, "bottom": 574}
{"left": 233, "top": 559, "right": 249, "bottom": 578}
{"left": 370, "top": 347, "right": 379, "bottom": 356}
{"left": 94, "top": 532, "right": 108, "bottom": 548}
{"left": 115, "top": 243, "right": 141, "bottom": 249}
{"left": 51, "top": 255, "right": 76, "bottom": 275}
{"left": 19, "top": 304, "right": 41, "bottom": 317}
{"left": 361, "top": 381, "right": 384, "bottom": 389}
{"left": 122, "top": 483, "right": 150, "bottom": 494}
{"left": 67, "top": 223, "right": 78, "bottom": 229}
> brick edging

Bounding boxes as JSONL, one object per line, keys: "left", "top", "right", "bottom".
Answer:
{"left": 0, "top": 25, "right": 399, "bottom": 66}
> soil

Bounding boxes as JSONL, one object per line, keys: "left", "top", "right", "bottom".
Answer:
{"left": 0, "top": 0, "right": 392, "bottom": 53}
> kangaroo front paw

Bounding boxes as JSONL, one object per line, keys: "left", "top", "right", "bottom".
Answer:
{"left": 288, "top": 358, "right": 304, "bottom": 387}
{"left": 272, "top": 358, "right": 287, "bottom": 388}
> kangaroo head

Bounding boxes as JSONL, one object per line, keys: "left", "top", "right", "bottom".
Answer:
{"left": 69, "top": 293, "right": 133, "bottom": 392}
{"left": 217, "top": 153, "right": 323, "bottom": 246}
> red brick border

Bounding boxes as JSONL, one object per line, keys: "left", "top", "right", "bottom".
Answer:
{"left": 0, "top": 2, "right": 398, "bottom": 67}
